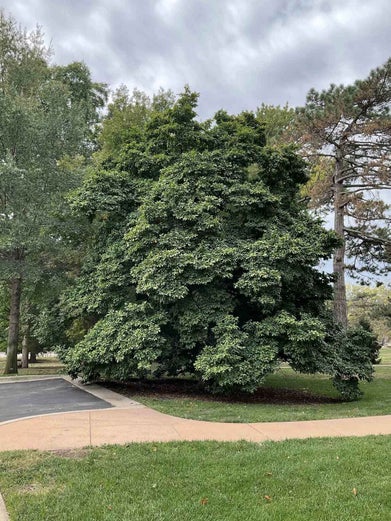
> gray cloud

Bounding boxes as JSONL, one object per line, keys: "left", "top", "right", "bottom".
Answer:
{"left": 3, "top": 0, "right": 391, "bottom": 117}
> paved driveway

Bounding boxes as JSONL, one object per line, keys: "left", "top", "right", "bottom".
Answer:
{"left": 0, "top": 378, "right": 112, "bottom": 422}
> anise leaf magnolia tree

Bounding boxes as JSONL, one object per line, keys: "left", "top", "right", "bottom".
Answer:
{"left": 295, "top": 58, "right": 391, "bottom": 326}
{"left": 0, "top": 10, "right": 107, "bottom": 374}
{"left": 59, "top": 88, "right": 378, "bottom": 400}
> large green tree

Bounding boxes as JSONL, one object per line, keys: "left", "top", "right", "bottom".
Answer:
{"left": 60, "top": 89, "right": 377, "bottom": 400}
{"left": 294, "top": 59, "right": 391, "bottom": 326}
{"left": 0, "top": 10, "right": 107, "bottom": 373}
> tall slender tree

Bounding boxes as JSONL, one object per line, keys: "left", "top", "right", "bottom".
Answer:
{"left": 295, "top": 59, "right": 391, "bottom": 325}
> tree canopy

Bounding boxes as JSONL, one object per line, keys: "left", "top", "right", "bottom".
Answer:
{"left": 58, "top": 89, "right": 377, "bottom": 399}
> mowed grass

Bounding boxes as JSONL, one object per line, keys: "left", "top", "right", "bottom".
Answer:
{"left": 0, "top": 357, "right": 65, "bottom": 377}
{"left": 125, "top": 364, "right": 391, "bottom": 423}
{"left": 1, "top": 438, "right": 390, "bottom": 521}
{"left": 379, "top": 346, "right": 391, "bottom": 364}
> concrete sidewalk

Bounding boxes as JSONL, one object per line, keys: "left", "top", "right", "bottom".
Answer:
{"left": 1, "top": 408, "right": 391, "bottom": 452}
{"left": 1, "top": 377, "right": 391, "bottom": 451}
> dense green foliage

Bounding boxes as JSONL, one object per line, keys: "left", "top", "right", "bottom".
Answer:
{"left": 58, "top": 89, "right": 377, "bottom": 399}
{"left": 256, "top": 103, "right": 296, "bottom": 145}
{"left": 0, "top": 10, "right": 107, "bottom": 371}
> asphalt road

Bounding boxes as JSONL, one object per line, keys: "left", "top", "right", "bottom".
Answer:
{"left": 0, "top": 378, "right": 112, "bottom": 422}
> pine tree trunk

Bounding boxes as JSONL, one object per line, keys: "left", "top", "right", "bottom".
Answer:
{"left": 4, "top": 277, "right": 22, "bottom": 374}
{"left": 333, "top": 158, "right": 348, "bottom": 327}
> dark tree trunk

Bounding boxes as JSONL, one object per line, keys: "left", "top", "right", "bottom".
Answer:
{"left": 333, "top": 156, "right": 348, "bottom": 327}
{"left": 4, "top": 277, "right": 22, "bottom": 374}
{"left": 29, "top": 351, "right": 37, "bottom": 363}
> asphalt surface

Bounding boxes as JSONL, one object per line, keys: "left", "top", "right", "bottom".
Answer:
{"left": 0, "top": 378, "right": 112, "bottom": 422}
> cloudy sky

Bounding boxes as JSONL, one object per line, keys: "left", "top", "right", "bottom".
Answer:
{"left": 3, "top": 0, "right": 391, "bottom": 117}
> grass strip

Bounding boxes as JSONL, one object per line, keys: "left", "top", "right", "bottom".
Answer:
{"left": 0, "top": 437, "right": 390, "bottom": 520}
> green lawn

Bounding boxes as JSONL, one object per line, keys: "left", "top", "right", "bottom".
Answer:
{"left": 379, "top": 347, "right": 391, "bottom": 364}
{"left": 0, "top": 357, "right": 65, "bottom": 377}
{"left": 122, "top": 365, "right": 391, "bottom": 423}
{"left": 1, "top": 438, "right": 390, "bottom": 521}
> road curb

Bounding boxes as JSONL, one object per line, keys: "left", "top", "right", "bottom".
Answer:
{"left": 62, "top": 376, "right": 141, "bottom": 408}
{"left": 0, "top": 491, "right": 9, "bottom": 521}
{"left": 0, "top": 375, "right": 141, "bottom": 409}
{"left": 0, "top": 375, "right": 61, "bottom": 384}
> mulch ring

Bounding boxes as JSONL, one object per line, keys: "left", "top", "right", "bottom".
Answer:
{"left": 104, "top": 378, "right": 341, "bottom": 405}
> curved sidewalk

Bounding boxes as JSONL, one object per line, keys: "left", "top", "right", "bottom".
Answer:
{"left": 1, "top": 402, "right": 391, "bottom": 451}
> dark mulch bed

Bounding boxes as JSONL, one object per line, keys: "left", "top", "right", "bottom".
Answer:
{"left": 104, "top": 378, "right": 341, "bottom": 405}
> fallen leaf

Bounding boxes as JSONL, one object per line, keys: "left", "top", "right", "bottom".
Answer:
{"left": 352, "top": 488, "right": 357, "bottom": 496}
{"left": 265, "top": 472, "right": 273, "bottom": 476}
{"left": 200, "top": 498, "right": 208, "bottom": 505}
{"left": 264, "top": 495, "right": 272, "bottom": 502}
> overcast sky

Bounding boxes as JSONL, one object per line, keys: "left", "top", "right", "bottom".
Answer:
{"left": 3, "top": 0, "right": 391, "bottom": 117}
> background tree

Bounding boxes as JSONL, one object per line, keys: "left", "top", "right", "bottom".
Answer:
{"left": 60, "top": 89, "right": 377, "bottom": 400}
{"left": 294, "top": 59, "right": 391, "bottom": 326}
{"left": 0, "top": 10, "right": 107, "bottom": 373}
{"left": 0, "top": 285, "right": 8, "bottom": 353}
{"left": 347, "top": 284, "right": 391, "bottom": 346}
{"left": 256, "top": 103, "right": 296, "bottom": 145}
{"left": 95, "top": 85, "right": 175, "bottom": 166}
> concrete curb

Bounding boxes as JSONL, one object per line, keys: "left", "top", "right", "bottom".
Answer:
{"left": 0, "top": 406, "right": 141, "bottom": 427}
{"left": 0, "top": 375, "right": 61, "bottom": 384}
{"left": 1, "top": 373, "right": 391, "bottom": 453}
{"left": 0, "top": 376, "right": 143, "bottom": 427}
{"left": 0, "top": 375, "right": 141, "bottom": 409}
{"left": 61, "top": 376, "right": 141, "bottom": 408}
{"left": 0, "top": 491, "right": 9, "bottom": 521}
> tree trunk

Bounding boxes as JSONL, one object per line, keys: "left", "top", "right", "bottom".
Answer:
{"left": 4, "top": 277, "right": 22, "bottom": 374}
{"left": 29, "top": 351, "right": 37, "bottom": 363}
{"left": 21, "top": 334, "right": 29, "bottom": 369}
{"left": 333, "top": 157, "right": 348, "bottom": 327}
{"left": 21, "top": 303, "right": 31, "bottom": 369}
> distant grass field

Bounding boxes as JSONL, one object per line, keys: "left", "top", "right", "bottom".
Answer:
{"left": 379, "top": 347, "right": 391, "bottom": 364}
{"left": 1, "top": 438, "right": 391, "bottom": 521}
{"left": 0, "top": 357, "right": 65, "bottom": 377}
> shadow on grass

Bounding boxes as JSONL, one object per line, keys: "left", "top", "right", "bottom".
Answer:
{"left": 105, "top": 378, "right": 341, "bottom": 405}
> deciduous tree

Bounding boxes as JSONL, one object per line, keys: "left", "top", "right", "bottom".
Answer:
{"left": 0, "top": 10, "right": 107, "bottom": 373}
{"left": 61, "top": 89, "right": 377, "bottom": 399}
